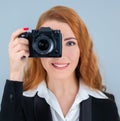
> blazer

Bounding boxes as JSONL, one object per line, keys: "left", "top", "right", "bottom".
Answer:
{"left": 0, "top": 80, "right": 120, "bottom": 121}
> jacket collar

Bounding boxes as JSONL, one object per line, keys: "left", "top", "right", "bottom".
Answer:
{"left": 33, "top": 94, "right": 98, "bottom": 121}
{"left": 23, "top": 80, "right": 108, "bottom": 100}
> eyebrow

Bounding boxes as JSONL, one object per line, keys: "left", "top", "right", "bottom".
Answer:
{"left": 64, "top": 37, "right": 77, "bottom": 41}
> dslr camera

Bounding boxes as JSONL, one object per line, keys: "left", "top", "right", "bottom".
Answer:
{"left": 19, "top": 27, "right": 62, "bottom": 57}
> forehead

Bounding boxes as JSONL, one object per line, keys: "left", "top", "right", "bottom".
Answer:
{"left": 41, "top": 20, "right": 75, "bottom": 38}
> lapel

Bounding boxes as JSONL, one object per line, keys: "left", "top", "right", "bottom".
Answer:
{"left": 34, "top": 94, "right": 92, "bottom": 121}
{"left": 79, "top": 96, "right": 92, "bottom": 121}
{"left": 34, "top": 94, "right": 53, "bottom": 121}
{"left": 33, "top": 95, "right": 120, "bottom": 121}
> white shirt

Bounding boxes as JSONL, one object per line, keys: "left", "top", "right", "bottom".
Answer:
{"left": 23, "top": 80, "right": 108, "bottom": 121}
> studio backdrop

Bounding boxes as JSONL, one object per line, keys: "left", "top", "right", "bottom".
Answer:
{"left": 0, "top": 0, "right": 120, "bottom": 114}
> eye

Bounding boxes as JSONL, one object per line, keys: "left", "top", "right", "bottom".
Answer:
{"left": 66, "top": 41, "right": 76, "bottom": 46}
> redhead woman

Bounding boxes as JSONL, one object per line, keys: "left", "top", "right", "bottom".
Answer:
{"left": 0, "top": 5, "right": 119, "bottom": 121}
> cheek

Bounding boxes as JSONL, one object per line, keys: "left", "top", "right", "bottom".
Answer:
{"left": 69, "top": 48, "right": 80, "bottom": 61}
{"left": 40, "top": 58, "right": 50, "bottom": 70}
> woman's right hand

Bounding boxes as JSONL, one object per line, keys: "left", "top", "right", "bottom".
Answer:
{"left": 8, "top": 28, "right": 30, "bottom": 82}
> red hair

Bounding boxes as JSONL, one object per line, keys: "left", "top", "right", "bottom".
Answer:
{"left": 23, "top": 6, "right": 103, "bottom": 90}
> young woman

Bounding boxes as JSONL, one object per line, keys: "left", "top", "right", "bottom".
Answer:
{"left": 0, "top": 5, "right": 119, "bottom": 121}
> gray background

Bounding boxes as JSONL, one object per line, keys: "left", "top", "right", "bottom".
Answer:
{"left": 0, "top": 0, "right": 120, "bottom": 114}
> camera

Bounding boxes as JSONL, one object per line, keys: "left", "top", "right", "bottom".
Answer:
{"left": 19, "top": 27, "right": 62, "bottom": 57}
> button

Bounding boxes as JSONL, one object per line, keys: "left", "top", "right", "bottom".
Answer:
{"left": 9, "top": 94, "right": 14, "bottom": 102}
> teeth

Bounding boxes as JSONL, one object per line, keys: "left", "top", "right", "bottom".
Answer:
{"left": 52, "top": 63, "right": 68, "bottom": 68}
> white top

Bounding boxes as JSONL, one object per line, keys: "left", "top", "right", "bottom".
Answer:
{"left": 23, "top": 80, "right": 108, "bottom": 121}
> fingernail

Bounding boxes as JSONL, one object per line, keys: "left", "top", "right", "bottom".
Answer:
{"left": 23, "top": 28, "right": 29, "bottom": 31}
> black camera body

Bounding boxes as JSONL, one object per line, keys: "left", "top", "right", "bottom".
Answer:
{"left": 19, "top": 27, "right": 62, "bottom": 57}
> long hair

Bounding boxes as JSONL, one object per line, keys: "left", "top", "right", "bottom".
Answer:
{"left": 23, "top": 6, "right": 103, "bottom": 91}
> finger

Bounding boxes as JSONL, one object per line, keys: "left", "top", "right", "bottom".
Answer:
{"left": 8, "top": 39, "right": 29, "bottom": 59}
{"left": 15, "top": 50, "right": 30, "bottom": 60}
{"left": 10, "top": 28, "right": 29, "bottom": 42}
{"left": 10, "top": 37, "right": 29, "bottom": 49}
{"left": 14, "top": 43, "right": 29, "bottom": 53}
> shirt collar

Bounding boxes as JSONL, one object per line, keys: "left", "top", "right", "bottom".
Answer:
{"left": 79, "top": 81, "right": 108, "bottom": 99}
{"left": 23, "top": 80, "right": 108, "bottom": 120}
{"left": 23, "top": 80, "right": 108, "bottom": 99}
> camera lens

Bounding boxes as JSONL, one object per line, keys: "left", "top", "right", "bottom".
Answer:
{"left": 38, "top": 39, "right": 49, "bottom": 51}
{"left": 32, "top": 35, "right": 54, "bottom": 55}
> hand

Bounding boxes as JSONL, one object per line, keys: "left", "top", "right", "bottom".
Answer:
{"left": 8, "top": 28, "right": 29, "bottom": 81}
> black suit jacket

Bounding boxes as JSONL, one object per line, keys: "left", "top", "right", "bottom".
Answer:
{"left": 0, "top": 80, "right": 120, "bottom": 121}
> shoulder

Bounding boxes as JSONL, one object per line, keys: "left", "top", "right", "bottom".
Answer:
{"left": 91, "top": 91, "right": 117, "bottom": 113}
{"left": 103, "top": 91, "right": 115, "bottom": 101}
{"left": 90, "top": 94, "right": 120, "bottom": 120}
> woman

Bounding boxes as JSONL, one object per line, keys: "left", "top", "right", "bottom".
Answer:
{"left": 0, "top": 5, "right": 119, "bottom": 121}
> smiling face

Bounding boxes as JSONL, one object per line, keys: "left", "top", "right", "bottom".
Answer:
{"left": 40, "top": 20, "right": 80, "bottom": 81}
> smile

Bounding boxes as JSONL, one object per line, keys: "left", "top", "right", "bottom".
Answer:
{"left": 51, "top": 63, "right": 69, "bottom": 69}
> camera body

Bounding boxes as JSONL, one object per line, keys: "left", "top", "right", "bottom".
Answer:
{"left": 19, "top": 27, "right": 62, "bottom": 57}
